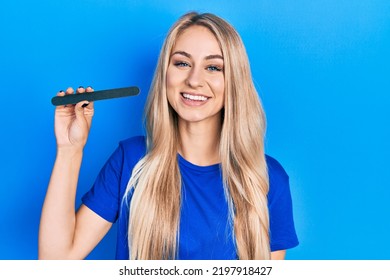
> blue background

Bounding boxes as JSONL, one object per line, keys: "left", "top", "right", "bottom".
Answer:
{"left": 1, "top": 0, "right": 389, "bottom": 260}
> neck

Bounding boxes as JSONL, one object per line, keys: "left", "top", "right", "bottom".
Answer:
{"left": 178, "top": 118, "right": 222, "bottom": 166}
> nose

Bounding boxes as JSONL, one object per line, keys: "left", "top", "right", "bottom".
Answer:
{"left": 185, "top": 66, "right": 204, "bottom": 88}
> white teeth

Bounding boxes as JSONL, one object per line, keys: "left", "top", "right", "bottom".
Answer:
{"left": 183, "top": 93, "right": 208, "bottom": 101}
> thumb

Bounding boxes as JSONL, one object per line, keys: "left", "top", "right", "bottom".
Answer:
{"left": 74, "top": 101, "right": 89, "bottom": 123}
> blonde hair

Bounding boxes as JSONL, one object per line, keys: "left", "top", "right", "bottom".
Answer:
{"left": 125, "top": 12, "right": 270, "bottom": 259}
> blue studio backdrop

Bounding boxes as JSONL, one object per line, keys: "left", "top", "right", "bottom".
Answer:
{"left": 1, "top": 0, "right": 389, "bottom": 260}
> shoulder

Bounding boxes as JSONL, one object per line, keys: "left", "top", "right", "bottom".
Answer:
{"left": 265, "top": 155, "right": 290, "bottom": 201}
{"left": 108, "top": 136, "right": 147, "bottom": 172}
{"left": 119, "top": 135, "right": 146, "bottom": 151}
{"left": 118, "top": 136, "right": 147, "bottom": 159}
{"left": 266, "top": 154, "right": 289, "bottom": 182}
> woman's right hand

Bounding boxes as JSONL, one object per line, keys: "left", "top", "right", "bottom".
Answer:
{"left": 40, "top": 85, "right": 110, "bottom": 259}
{"left": 54, "top": 86, "right": 94, "bottom": 151}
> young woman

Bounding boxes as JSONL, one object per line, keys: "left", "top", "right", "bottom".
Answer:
{"left": 39, "top": 12, "right": 298, "bottom": 260}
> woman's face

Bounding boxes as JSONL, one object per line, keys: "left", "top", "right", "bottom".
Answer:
{"left": 166, "top": 25, "right": 225, "bottom": 125}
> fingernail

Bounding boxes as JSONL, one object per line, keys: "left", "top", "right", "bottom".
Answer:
{"left": 59, "top": 90, "right": 64, "bottom": 93}
{"left": 86, "top": 86, "right": 93, "bottom": 90}
{"left": 78, "top": 86, "right": 84, "bottom": 89}
{"left": 82, "top": 103, "right": 89, "bottom": 108}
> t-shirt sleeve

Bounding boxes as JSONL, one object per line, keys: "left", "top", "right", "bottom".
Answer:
{"left": 81, "top": 144, "right": 125, "bottom": 223}
{"left": 266, "top": 155, "right": 299, "bottom": 251}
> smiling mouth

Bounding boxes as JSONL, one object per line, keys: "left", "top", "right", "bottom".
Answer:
{"left": 181, "top": 93, "right": 209, "bottom": 101}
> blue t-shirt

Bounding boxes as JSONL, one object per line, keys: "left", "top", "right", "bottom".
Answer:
{"left": 82, "top": 136, "right": 299, "bottom": 259}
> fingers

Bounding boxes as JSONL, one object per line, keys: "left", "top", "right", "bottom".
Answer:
{"left": 55, "top": 89, "right": 71, "bottom": 111}
{"left": 76, "top": 86, "right": 88, "bottom": 107}
{"left": 66, "top": 87, "right": 74, "bottom": 95}
{"left": 54, "top": 86, "right": 95, "bottom": 148}
{"left": 76, "top": 86, "right": 94, "bottom": 109}
{"left": 72, "top": 86, "right": 94, "bottom": 122}
{"left": 76, "top": 86, "right": 86, "bottom": 94}
{"left": 80, "top": 86, "right": 94, "bottom": 109}
{"left": 56, "top": 86, "right": 95, "bottom": 108}
{"left": 85, "top": 86, "right": 94, "bottom": 93}
{"left": 56, "top": 87, "right": 75, "bottom": 108}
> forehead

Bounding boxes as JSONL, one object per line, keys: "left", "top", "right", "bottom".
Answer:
{"left": 172, "top": 25, "right": 222, "bottom": 56}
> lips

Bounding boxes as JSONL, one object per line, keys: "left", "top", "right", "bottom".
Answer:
{"left": 182, "top": 93, "right": 209, "bottom": 101}
{"left": 180, "top": 92, "right": 210, "bottom": 106}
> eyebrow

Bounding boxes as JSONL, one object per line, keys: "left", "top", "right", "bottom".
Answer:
{"left": 171, "top": 51, "right": 223, "bottom": 60}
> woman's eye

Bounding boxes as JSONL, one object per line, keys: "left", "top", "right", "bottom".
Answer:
{"left": 174, "top": 61, "right": 189, "bottom": 67}
{"left": 207, "top": 65, "right": 223, "bottom": 72}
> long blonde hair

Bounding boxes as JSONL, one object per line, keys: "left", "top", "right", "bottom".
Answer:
{"left": 125, "top": 12, "right": 270, "bottom": 259}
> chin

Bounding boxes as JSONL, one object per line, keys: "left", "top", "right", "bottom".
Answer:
{"left": 177, "top": 110, "right": 222, "bottom": 124}
{"left": 178, "top": 114, "right": 205, "bottom": 123}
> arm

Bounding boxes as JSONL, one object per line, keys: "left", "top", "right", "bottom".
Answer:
{"left": 39, "top": 87, "right": 111, "bottom": 259}
{"left": 271, "top": 250, "right": 286, "bottom": 260}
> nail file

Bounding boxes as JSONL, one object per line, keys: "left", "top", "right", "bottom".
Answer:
{"left": 51, "top": 86, "right": 140, "bottom": 106}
